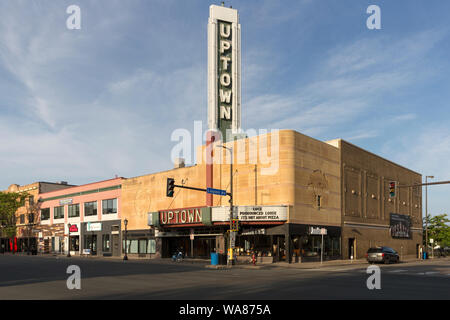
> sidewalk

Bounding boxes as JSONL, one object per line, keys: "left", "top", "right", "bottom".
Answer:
{"left": 205, "top": 256, "right": 450, "bottom": 270}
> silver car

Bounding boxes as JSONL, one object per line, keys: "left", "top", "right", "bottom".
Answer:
{"left": 366, "top": 247, "right": 400, "bottom": 264}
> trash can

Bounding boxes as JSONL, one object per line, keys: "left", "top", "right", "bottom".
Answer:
{"left": 211, "top": 252, "right": 219, "bottom": 265}
{"left": 423, "top": 252, "right": 427, "bottom": 260}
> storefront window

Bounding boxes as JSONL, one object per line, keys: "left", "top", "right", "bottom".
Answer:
{"left": 236, "top": 235, "right": 272, "bottom": 256}
{"left": 301, "top": 235, "right": 341, "bottom": 258}
{"left": 84, "top": 235, "right": 97, "bottom": 253}
{"left": 129, "top": 240, "right": 138, "bottom": 253}
{"left": 102, "top": 234, "right": 110, "bottom": 252}
{"left": 70, "top": 236, "right": 79, "bottom": 251}
{"left": 147, "top": 239, "right": 156, "bottom": 254}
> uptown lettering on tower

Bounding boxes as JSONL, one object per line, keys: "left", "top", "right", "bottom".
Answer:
{"left": 208, "top": 5, "right": 241, "bottom": 141}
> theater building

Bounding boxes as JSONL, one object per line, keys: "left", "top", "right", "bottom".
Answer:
{"left": 119, "top": 4, "right": 423, "bottom": 263}
{"left": 121, "top": 130, "right": 342, "bottom": 262}
{"left": 119, "top": 130, "right": 422, "bottom": 263}
{"left": 35, "top": 178, "right": 123, "bottom": 256}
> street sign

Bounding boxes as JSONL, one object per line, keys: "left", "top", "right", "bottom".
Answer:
{"left": 206, "top": 187, "right": 227, "bottom": 196}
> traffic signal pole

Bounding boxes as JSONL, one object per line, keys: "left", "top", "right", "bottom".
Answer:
{"left": 166, "top": 145, "right": 236, "bottom": 267}
{"left": 397, "top": 179, "right": 450, "bottom": 258}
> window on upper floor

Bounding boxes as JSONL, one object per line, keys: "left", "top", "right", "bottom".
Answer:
{"left": 68, "top": 204, "right": 80, "bottom": 218}
{"left": 84, "top": 201, "right": 98, "bottom": 216}
{"left": 54, "top": 206, "right": 64, "bottom": 219}
{"left": 102, "top": 199, "right": 117, "bottom": 215}
{"left": 41, "top": 208, "right": 50, "bottom": 221}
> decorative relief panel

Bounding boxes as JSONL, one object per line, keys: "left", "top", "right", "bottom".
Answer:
{"left": 366, "top": 174, "right": 379, "bottom": 219}
{"left": 344, "top": 167, "right": 361, "bottom": 217}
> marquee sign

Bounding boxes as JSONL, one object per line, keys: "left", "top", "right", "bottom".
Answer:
{"left": 211, "top": 206, "right": 288, "bottom": 222}
{"left": 159, "top": 207, "right": 206, "bottom": 225}
{"left": 238, "top": 206, "right": 288, "bottom": 221}
{"left": 208, "top": 4, "right": 241, "bottom": 141}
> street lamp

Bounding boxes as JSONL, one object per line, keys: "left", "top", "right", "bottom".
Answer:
{"left": 425, "top": 175, "right": 434, "bottom": 257}
{"left": 67, "top": 223, "right": 71, "bottom": 258}
{"left": 123, "top": 218, "right": 128, "bottom": 261}
{"left": 219, "top": 144, "right": 234, "bottom": 267}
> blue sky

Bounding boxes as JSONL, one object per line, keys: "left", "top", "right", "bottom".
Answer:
{"left": 0, "top": 0, "right": 449, "bottom": 217}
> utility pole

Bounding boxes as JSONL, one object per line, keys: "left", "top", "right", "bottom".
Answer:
{"left": 425, "top": 175, "right": 434, "bottom": 256}
{"left": 221, "top": 145, "right": 234, "bottom": 267}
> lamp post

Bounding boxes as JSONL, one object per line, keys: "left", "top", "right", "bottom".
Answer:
{"left": 123, "top": 218, "right": 128, "bottom": 261}
{"left": 219, "top": 144, "right": 233, "bottom": 267}
{"left": 67, "top": 223, "right": 71, "bottom": 258}
{"left": 425, "top": 175, "right": 434, "bottom": 257}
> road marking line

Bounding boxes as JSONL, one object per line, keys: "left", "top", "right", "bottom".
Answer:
{"left": 388, "top": 269, "right": 408, "bottom": 273}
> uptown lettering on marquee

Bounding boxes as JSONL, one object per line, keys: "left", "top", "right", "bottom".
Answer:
{"left": 159, "top": 208, "right": 202, "bottom": 225}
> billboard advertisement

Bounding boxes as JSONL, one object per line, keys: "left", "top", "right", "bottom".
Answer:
{"left": 390, "top": 213, "right": 411, "bottom": 239}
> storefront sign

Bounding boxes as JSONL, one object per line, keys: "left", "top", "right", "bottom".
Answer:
{"left": 65, "top": 223, "right": 80, "bottom": 235}
{"left": 237, "top": 206, "right": 288, "bottom": 221}
{"left": 59, "top": 198, "right": 73, "bottom": 205}
{"left": 390, "top": 213, "right": 411, "bottom": 238}
{"left": 240, "top": 228, "right": 266, "bottom": 236}
{"left": 159, "top": 207, "right": 204, "bottom": 225}
{"left": 87, "top": 222, "right": 102, "bottom": 232}
{"left": 309, "top": 227, "right": 327, "bottom": 235}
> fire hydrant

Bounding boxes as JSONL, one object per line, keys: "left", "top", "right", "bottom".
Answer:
{"left": 251, "top": 252, "right": 256, "bottom": 266}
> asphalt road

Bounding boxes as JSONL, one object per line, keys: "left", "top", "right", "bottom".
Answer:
{"left": 0, "top": 254, "right": 449, "bottom": 300}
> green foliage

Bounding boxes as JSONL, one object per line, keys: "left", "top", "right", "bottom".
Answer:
{"left": 423, "top": 214, "right": 450, "bottom": 247}
{"left": 0, "top": 191, "right": 29, "bottom": 237}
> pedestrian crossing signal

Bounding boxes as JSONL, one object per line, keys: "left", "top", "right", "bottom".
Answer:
{"left": 389, "top": 181, "right": 396, "bottom": 198}
{"left": 166, "top": 178, "right": 175, "bottom": 197}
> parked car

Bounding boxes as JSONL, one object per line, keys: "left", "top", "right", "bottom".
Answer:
{"left": 366, "top": 247, "right": 399, "bottom": 264}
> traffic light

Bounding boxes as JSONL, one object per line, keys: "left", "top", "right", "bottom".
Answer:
{"left": 166, "top": 178, "right": 175, "bottom": 197}
{"left": 231, "top": 219, "right": 239, "bottom": 232}
{"left": 389, "top": 181, "right": 396, "bottom": 198}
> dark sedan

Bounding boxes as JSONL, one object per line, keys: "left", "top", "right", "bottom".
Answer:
{"left": 366, "top": 247, "right": 400, "bottom": 264}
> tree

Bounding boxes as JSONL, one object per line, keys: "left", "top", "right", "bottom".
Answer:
{"left": 0, "top": 191, "right": 29, "bottom": 238}
{"left": 423, "top": 214, "right": 450, "bottom": 248}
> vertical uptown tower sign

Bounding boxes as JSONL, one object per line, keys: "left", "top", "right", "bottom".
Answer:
{"left": 208, "top": 5, "right": 242, "bottom": 141}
